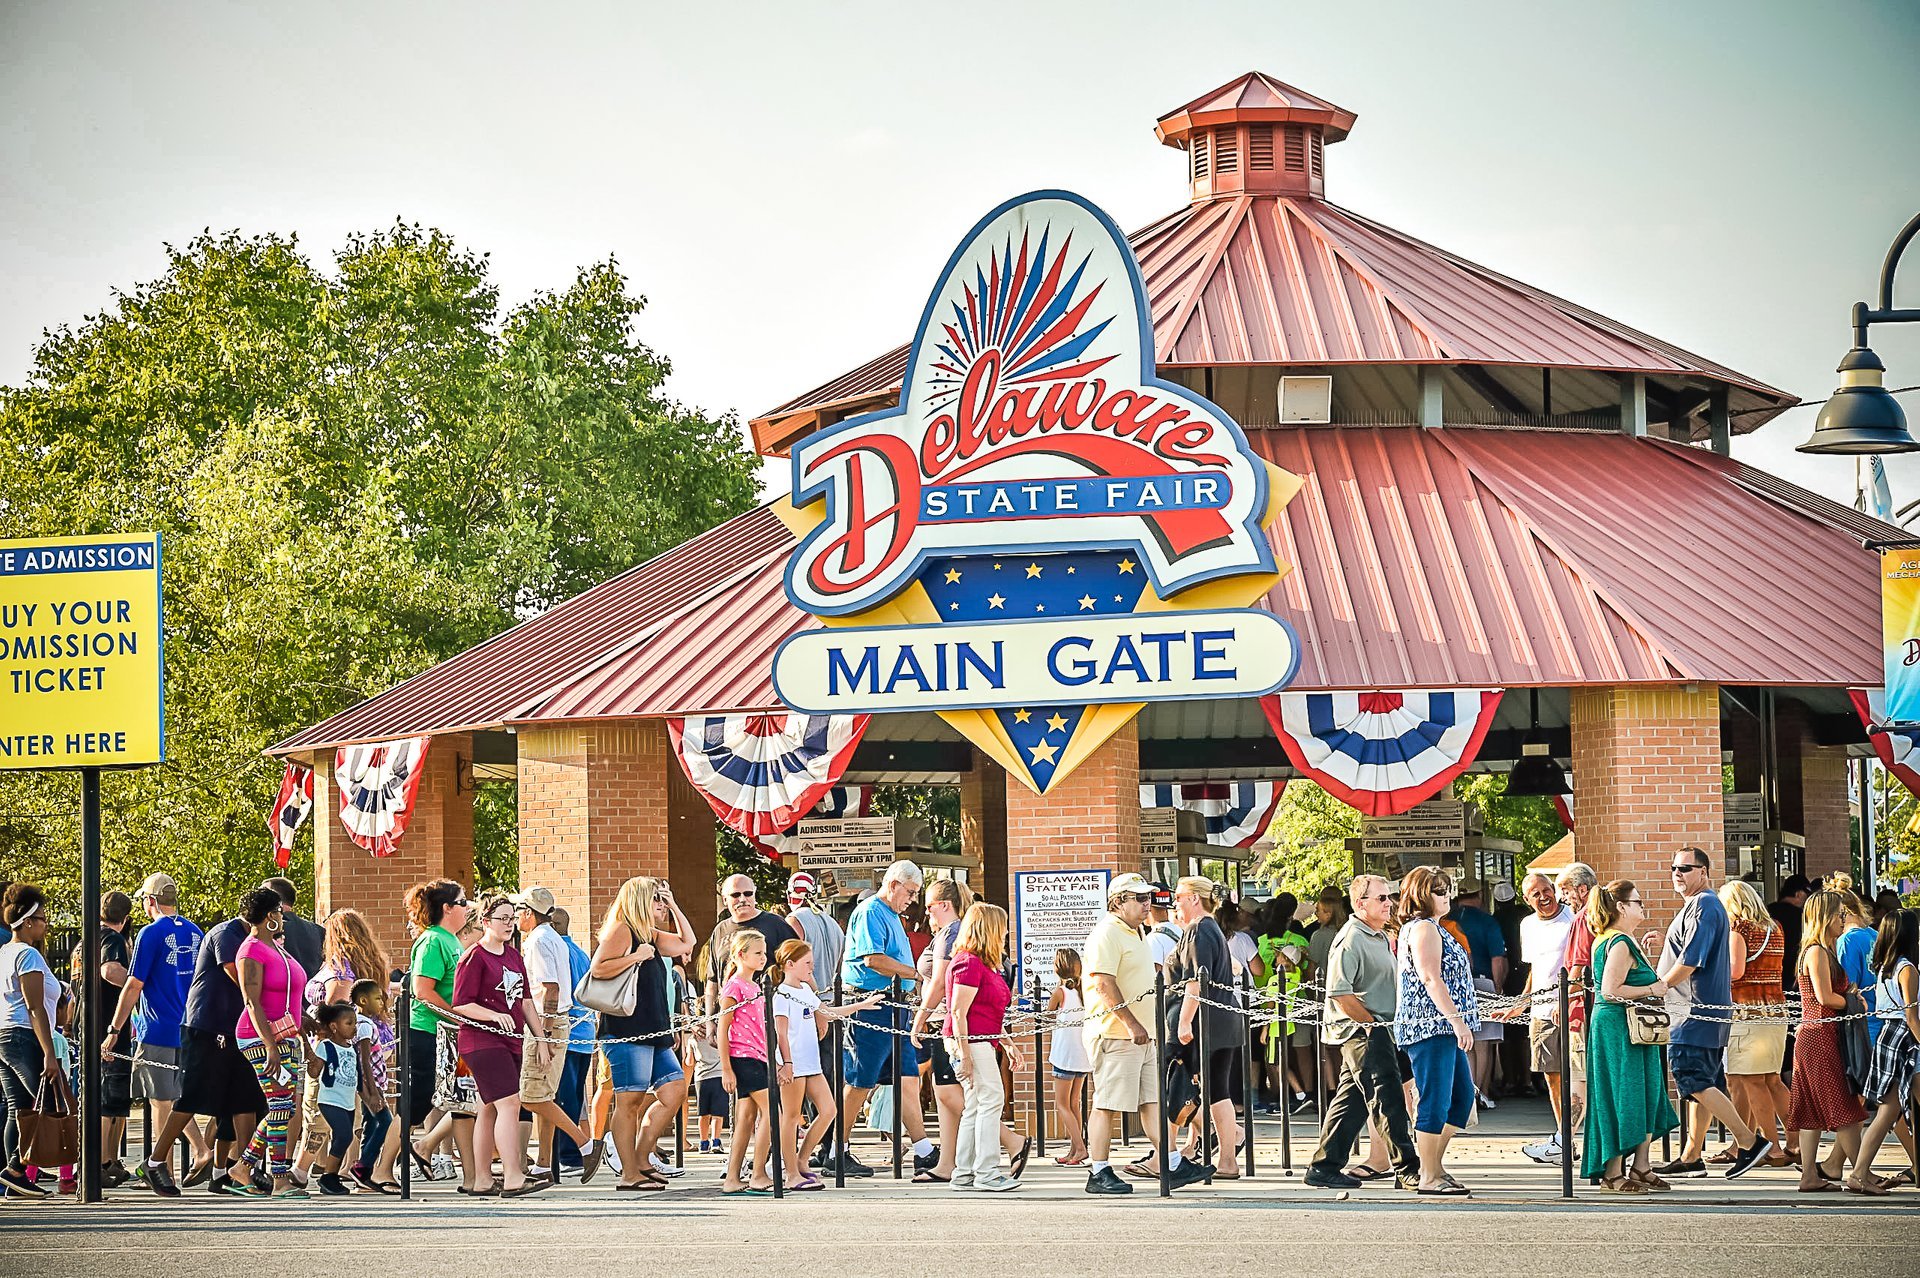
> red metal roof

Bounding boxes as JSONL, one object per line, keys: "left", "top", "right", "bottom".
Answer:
{"left": 1154, "top": 71, "right": 1357, "bottom": 144}
{"left": 272, "top": 428, "right": 1884, "bottom": 754}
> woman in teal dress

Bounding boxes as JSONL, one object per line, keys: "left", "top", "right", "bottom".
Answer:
{"left": 1582, "top": 880, "right": 1679, "bottom": 1192}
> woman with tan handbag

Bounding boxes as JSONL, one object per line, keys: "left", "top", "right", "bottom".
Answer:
{"left": 1581, "top": 881, "right": 1677, "bottom": 1193}
{"left": 0, "top": 883, "right": 61, "bottom": 1199}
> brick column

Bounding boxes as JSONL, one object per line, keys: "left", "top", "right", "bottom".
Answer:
{"left": 1568, "top": 686, "right": 1723, "bottom": 933}
{"left": 959, "top": 750, "right": 1009, "bottom": 907}
{"left": 313, "top": 731, "right": 474, "bottom": 962}
{"left": 1003, "top": 722, "right": 1142, "bottom": 903}
{"left": 1773, "top": 701, "right": 1853, "bottom": 882}
{"left": 518, "top": 720, "right": 716, "bottom": 943}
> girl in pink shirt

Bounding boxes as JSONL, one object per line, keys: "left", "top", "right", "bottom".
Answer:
{"left": 718, "top": 930, "right": 773, "bottom": 1194}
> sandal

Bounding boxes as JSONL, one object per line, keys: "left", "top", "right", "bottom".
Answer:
{"left": 1797, "top": 1180, "right": 1840, "bottom": 1193}
{"left": 501, "top": 1179, "right": 550, "bottom": 1198}
{"left": 409, "top": 1146, "right": 435, "bottom": 1178}
{"left": 1600, "top": 1174, "right": 1648, "bottom": 1194}
{"left": 1630, "top": 1169, "right": 1671, "bottom": 1192}
{"left": 1010, "top": 1137, "right": 1032, "bottom": 1180}
{"left": 1415, "top": 1182, "right": 1471, "bottom": 1196}
{"left": 912, "top": 1170, "right": 949, "bottom": 1183}
{"left": 1054, "top": 1153, "right": 1088, "bottom": 1166}
{"left": 620, "top": 1179, "right": 668, "bottom": 1191}
{"left": 1345, "top": 1166, "right": 1391, "bottom": 1182}
{"left": 1844, "top": 1176, "right": 1890, "bottom": 1197}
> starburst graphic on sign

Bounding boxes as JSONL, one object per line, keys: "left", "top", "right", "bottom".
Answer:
{"left": 919, "top": 550, "right": 1147, "bottom": 789}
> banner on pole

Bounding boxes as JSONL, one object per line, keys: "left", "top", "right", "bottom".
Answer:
{"left": 1881, "top": 549, "right": 1920, "bottom": 726}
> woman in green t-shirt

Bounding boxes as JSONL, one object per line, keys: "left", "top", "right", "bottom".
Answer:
{"left": 402, "top": 880, "right": 469, "bottom": 1181}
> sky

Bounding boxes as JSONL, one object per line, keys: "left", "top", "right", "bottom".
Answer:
{"left": 4, "top": 0, "right": 1919, "bottom": 508}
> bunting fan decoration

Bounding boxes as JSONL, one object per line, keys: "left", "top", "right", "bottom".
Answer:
{"left": 746, "top": 785, "right": 872, "bottom": 863}
{"left": 669, "top": 713, "right": 870, "bottom": 838}
{"left": 1552, "top": 790, "right": 1575, "bottom": 831}
{"left": 1261, "top": 689, "right": 1503, "bottom": 817}
{"left": 1139, "top": 782, "right": 1286, "bottom": 847}
{"left": 335, "top": 737, "right": 430, "bottom": 857}
{"left": 1850, "top": 688, "right": 1920, "bottom": 799}
{"left": 267, "top": 762, "right": 315, "bottom": 869}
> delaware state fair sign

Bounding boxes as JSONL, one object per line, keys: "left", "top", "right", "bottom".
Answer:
{"left": 773, "top": 191, "right": 1303, "bottom": 793}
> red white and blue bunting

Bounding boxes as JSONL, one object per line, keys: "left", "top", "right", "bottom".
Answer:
{"left": 1850, "top": 688, "right": 1920, "bottom": 799}
{"left": 668, "top": 713, "right": 870, "bottom": 838}
{"left": 747, "top": 785, "right": 872, "bottom": 863}
{"left": 1139, "top": 782, "right": 1286, "bottom": 848}
{"left": 1261, "top": 689, "right": 1503, "bottom": 817}
{"left": 267, "top": 762, "right": 315, "bottom": 869}
{"left": 335, "top": 737, "right": 430, "bottom": 857}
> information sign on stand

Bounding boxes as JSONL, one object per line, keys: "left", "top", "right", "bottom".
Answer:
{"left": 794, "top": 816, "right": 896, "bottom": 896}
{"left": 1358, "top": 799, "right": 1466, "bottom": 877}
{"left": 1013, "top": 869, "right": 1112, "bottom": 997}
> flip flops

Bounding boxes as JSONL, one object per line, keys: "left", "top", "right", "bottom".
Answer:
{"left": 1010, "top": 1138, "right": 1032, "bottom": 1179}
{"left": 1344, "top": 1166, "right": 1391, "bottom": 1182}
{"left": 1416, "top": 1183, "right": 1471, "bottom": 1197}
{"left": 913, "top": 1170, "right": 949, "bottom": 1183}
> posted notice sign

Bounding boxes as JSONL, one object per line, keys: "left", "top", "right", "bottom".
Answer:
{"left": 794, "top": 817, "right": 896, "bottom": 895}
{"left": 0, "top": 533, "right": 165, "bottom": 769}
{"left": 1013, "top": 869, "right": 1111, "bottom": 997}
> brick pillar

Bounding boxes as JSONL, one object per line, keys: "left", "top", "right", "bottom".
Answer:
{"left": 1568, "top": 686, "right": 1723, "bottom": 933}
{"left": 313, "top": 731, "right": 474, "bottom": 963}
{"left": 959, "top": 750, "right": 1009, "bottom": 907}
{"left": 1794, "top": 743, "right": 1853, "bottom": 883}
{"left": 518, "top": 720, "right": 716, "bottom": 943}
{"left": 1003, "top": 722, "right": 1142, "bottom": 904}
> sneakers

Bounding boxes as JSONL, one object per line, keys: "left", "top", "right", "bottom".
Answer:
{"left": 316, "top": 1173, "right": 352, "bottom": 1196}
{"left": 1289, "top": 1093, "right": 1315, "bottom": 1115}
{"left": 828, "top": 1150, "right": 875, "bottom": 1178}
{"left": 1304, "top": 1167, "right": 1361, "bottom": 1189}
{"left": 913, "top": 1145, "right": 942, "bottom": 1173}
{"left": 1725, "top": 1139, "right": 1774, "bottom": 1180}
{"left": 1652, "top": 1156, "right": 1709, "bottom": 1178}
{"left": 699, "top": 1139, "right": 715, "bottom": 1154}
{"left": 142, "top": 1161, "right": 181, "bottom": 1197}
{"left": 101, "top": 1160, "right": 132, "bottom": 1188}
{"left": 1085, "top": 1166, "right": 1134, "bottom": 1195}
{"left": 250, "top": 1164, "right": 274, "bottom": 1196}
{"left": 1476, "top": 1091, "right": 1497, "bottom": 1111}
{"left": 0, "top": 1165, "right": 48, "bottom": 1197}
{"left": 1169, "top": 1159, "right": 1215, "bottom": 1190}
{"left": 973, "top": 1173, "right": 1022, "bottom": 1192}
{"left": 1521, "top": 1136, "right": 1562, "bottom": 1164}
{"left": 429, "top": 1152, "right": 457, "bottom": 1181}
{"left": 649, "top": 1154, "right": 686, "bottom": 1179}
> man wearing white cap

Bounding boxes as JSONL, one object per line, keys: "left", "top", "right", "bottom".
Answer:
{"left": 785, "top": 872, "right": 844, "bottom": 993}
{"left": 512, "top": 886, "right": 600, "bottom": 1183}
{"left": 106, "top": 872, "right": 211, "bottom": 1188}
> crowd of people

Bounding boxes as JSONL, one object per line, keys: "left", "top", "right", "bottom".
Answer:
{"left": 0, "top": 849, "right": 1913, "bottom": 1204}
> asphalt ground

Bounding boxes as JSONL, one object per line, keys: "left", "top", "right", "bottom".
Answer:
{"left": 4, "top": 1100, "right": 1916, "bottom": 1277}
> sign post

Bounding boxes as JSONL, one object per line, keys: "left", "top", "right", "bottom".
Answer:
{"left": 0, "top": 532, "right": 167, "bottom": 1205}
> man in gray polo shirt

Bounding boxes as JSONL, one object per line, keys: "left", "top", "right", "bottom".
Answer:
{"left": 1305, "top": 874, "right": 1419, "bottom": 1190}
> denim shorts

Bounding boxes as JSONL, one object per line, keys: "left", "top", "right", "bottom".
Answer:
{"left": 605, "top": 1041, "right": 684, "bottom": 1095}
{"left": 843, "top": 1003, "right": 919, "bottom": 1090}
{"left": 1669, "top": 1042, "right": 1727, "bottom": 1100}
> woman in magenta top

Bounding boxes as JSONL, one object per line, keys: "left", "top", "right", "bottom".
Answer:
{"left": 947, "top": 903, "right": 1025, "bottom": 1190}
{"left": 233, "top": 886, "right": 310, "bottom": 1197}
{"left": 451, "top": 895, "right": 545, "bottom": 1196}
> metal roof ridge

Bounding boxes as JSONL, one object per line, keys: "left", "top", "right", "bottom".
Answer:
{"left": 1159, "top": 194, "right": 1255, "bottom": 364}
{"left": 1272, "top": 197, "right": 1459, "bottom": 361}
{"left": 1425, "top": 430, "right": 1697, "bottom": 681}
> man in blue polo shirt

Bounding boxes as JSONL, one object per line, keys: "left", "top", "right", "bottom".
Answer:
{"left": 834, "top": 860, "right": 937, "bottom": 1179}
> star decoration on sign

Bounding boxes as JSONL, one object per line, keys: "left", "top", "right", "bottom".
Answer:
{"left": 1028, "top": 739, "right": 1059, "bottom": 765}
{"left": 1078, "top": 595, "right": 1096, "bottom": 610}
{"left": 944, "top": 568, "right": 962, "bottom": 584}
{"left": 1013, "top": 709, "right": 1032, "bottom": 723}
{"left": 1118, "top": 558, "right": 1136, "bottom": 574}
{"left": 988, "top": 593, "right": 1006, "bottom": 609}
{"left": 1045, "top": 712, "right": 1069, "bottom": 733}
{"left": 1026, "top": 563, "right": 1043, "bottom": 578}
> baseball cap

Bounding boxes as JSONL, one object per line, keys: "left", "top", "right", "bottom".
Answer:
{"left": 1456, "top": 878, "right": 1484, "bottom": 897}
{"left": 787, "top": 872, "right": 817, "bottom": 904}
{"left": 138, "top": 873, "right": 178, "bottom": 905}
{"left": 509, "top": 886, "right": 556, "bottom": 915}
{"left": 1491, "top": 880, "right": 1517, "bottom": 904}
{"left": 1147, "top": 881, "right": 1173, "bottom": 910}
{"left": 1107, "top": 872, "right": 1152, "bottom": 902}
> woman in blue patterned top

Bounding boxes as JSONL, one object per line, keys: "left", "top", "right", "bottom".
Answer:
{"left": 1393, "top": 866, "right": 1481, "bottom": 1196}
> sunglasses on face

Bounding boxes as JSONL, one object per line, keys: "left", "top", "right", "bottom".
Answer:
{"left": 452, "top": 898, "right": 471, "bottom": 908}
{"left": 1670, "top": 864, "right": 1704, "bottom": 875}
{"left": 728, "top": 891, "right": 755, "bottom": 900}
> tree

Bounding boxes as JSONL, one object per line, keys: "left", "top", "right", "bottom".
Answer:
{"left": 0, "top": 226, "right": 760, "bottom": 919}
{"left": 1456, "top": 773, "right": 1568, "bottom": 873}
{"left": 1258, "top": 781, "right": 1358, "bottom": 897}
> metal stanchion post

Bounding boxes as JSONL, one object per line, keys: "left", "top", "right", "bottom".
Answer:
{"left": 763, "top": 974, "right": 783, "bottom": 1199}
{"left": 675, "top": 1087, "right": 685, "bottom": 1170}
{"left": 889, "top": 977, "right": 903, "bottom": 1179}
{"left": 830, "top": 971, "right": 845, "bottom": 1188}
{"left": 396, "top": 985, "right": 412, "bottom": 1200}
{"left": 1312, "top": 990, "right": 1327, "bottom": 1127}
{"left": 1031, "top": 975, "right": 1047, "bottom": 1158}
{"left": 80, "top": 768, "right": 102, "bottom": 1204}
{"left": 1156, "top": 968, "right": 1171, "bottom": 1198}
{"left": 1240, "top": 969, "right": 1256, "bottom": 1177}
{"left": 142, "top": 1098, "right": 152, "bottom": 1163}
{"left": 1558, "top": 977, "right": 1573, "bottom": 1200}
{"left": 1197, "top": 973, "right": 1213, "bottom": 1174}
{"left": 1659, "top": 1044, "right": 1672, "bottom": 1162}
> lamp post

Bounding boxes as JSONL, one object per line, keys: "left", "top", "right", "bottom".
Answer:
{"left": 1799, "top": 211, "right": 1920, "bottom": 454}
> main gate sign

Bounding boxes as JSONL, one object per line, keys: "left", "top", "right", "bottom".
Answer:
{"left": 775, "top": 191, "right": 1303, "bottom": 792}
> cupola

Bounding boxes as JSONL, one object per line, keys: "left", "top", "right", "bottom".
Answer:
{"left": 1154, "top": 71, "right": 1357, "bottom": 202}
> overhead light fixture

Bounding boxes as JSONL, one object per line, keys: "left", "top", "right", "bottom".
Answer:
{"left": 1798, "top": 214, "right": 1920, "bottom": 455}
{"left": 1504, "top": 688, "right": 1570, "bottom": 798}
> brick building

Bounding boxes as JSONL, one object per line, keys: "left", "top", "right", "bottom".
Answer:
{"left": 272, "top": 73, "right": 1887, "bottom": 956}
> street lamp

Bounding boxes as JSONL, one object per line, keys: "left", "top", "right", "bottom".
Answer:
{"left": 1799, "top": 211, "right": 1920, "bottom": 454}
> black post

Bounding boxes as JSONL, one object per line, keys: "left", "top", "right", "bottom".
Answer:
{"left": 1240, "top": 969, "right": 1255, "bottom": 1177}
{"left": 674, "top": 1101, "right": 685, "bottom": 1170}
{"left": 141, "top": 1098, "right": 152, "bottom": 1163}
{"left": 1156, "top": 967, "right": 1171, "bottom": 1198}
{"left": 1031, "top": 975, "right": 1046, "bottom": 1158}
{"left": 1312, "top": 993, "right": 1327, "bottom": 1126}
{"left": 1196, "top": 972, "right": 1213, "bottom": 1175}
{"left": 889, "top": 977, "right": 903, "bottom": 1179}
{"left": 80, "top": 768, "right": 102, "bottom": 1203}
{"left": 396, "top": 984, "right": 412, "bottom": 1200}
{"left": 1659, "top": 1044, "right": 1672, "bottom": 1162}
{"left": 763, "top": 972, "right": 783, "bottom": 1199}
{"left": 1557, "top": 976, "right": 1573, "bottom": 1200}
{"left": 830, "top": 970, "right": 845, "bottom": 1188}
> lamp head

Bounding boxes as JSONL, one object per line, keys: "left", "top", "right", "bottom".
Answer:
{"left": 1798, "top": 345, "right": 1919, "bottom": 455}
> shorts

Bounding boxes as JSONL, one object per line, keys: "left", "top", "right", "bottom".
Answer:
{"left": 133, "top": 1042, "right": 183, "bottom": 1102}
{"left": 1669, "top": 1042, "right": 1728, "bottom": 1100}
{"left": 520, "top": 1027, "right": 569, "bottom": 1104}
{"left": 1725, "top": 1020, "right": 1787, "bottom": 1075}
{"left": 605, "top": 1041, "right": 684, "bottom": 1095}
{"left": 101, "top": 1028, "right": 133, "bottom": 1118}
{"left": 1090, "top": 1037, "right": 1159, "bottom": 1113}
{"left": 1178, "top": 1043, "right": 1236, "bottom": 1099}
{"left": 926, "top": 1034, "right": 959, "bottom": 1088}
{"left": 1529, "top": 1019, "right": 1566, "bottom": 1074}
{"left": 729, "top": 1055, "right": 769, "bottom": 1098}
{"left": 176, "top": 1026, "right": 264, "bottom": 1124}
{"left": 1568, "top": 1029, "right": 1587, "bottom": 1087}
{"left": 697, "top": 1076, "right": 731, "bottom": 1118}
{"left": 1053, "top": 1067, "right": 1088, "bottom": 1080}
{"left": 463, "top": 1046, "right": 523, "bottom": 1106}
{"left": 403, "top": 1026, "right": 438, "bottom": 1126}
{"left": 1287, "top": 1022, "right": 1316, "bottom": 1048}
{"left": 843, "top": 1004, "right": 918, "bottom": 1090}
{"left": 1404, "top": 1034, "right": 1475, "bottom": 1135}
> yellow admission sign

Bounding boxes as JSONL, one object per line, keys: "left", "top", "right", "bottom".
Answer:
{"left": 0, "top": 533, "right": 165, "bottom": 769}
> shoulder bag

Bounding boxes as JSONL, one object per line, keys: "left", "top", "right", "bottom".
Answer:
{"left": 27, "top": 1070, "right": 79, "bottom": 1169}
{"left": 573, "top": 928, "right": 641, "bottom": 1017}
{"left": 1616, "top": 936, "right": 1670, "bottom": 1046}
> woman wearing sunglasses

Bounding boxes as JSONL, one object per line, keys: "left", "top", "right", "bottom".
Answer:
{"left": 1581, "top": 881, "right": 1676, "bottom": 1193}
{"left": 403, "top": 879, "right": 472, "bottom": 1184}
{"left": 452, "top": 895, "right": 546, "bottom": 1196}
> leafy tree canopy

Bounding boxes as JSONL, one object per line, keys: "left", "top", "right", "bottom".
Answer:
{"left": 0, "top": 225, "right": 760, "bottom": 920}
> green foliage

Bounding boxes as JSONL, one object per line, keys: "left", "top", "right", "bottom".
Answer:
{"left": 1456, "top": 773, "right": 1568, "bottom": 873}
{"left": 0, "top": 225, "right": 759, "bottom": 922}
{"left": 870, "top": 784, "right": 960, "bottom": 855}
{"left": 1257, "top": 780, "right": 1358, "bottom": 897}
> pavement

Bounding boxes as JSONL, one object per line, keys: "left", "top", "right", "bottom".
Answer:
{"left": 5, "top": 1100, "right": 1917, "bottom": 1277}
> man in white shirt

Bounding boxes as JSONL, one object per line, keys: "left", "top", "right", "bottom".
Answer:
{"left": 513, "top": 886, "right": 600, "bottom": 1184}
{"left": 1146, "top": 883, "right": 1182, "bottom": 970}
{"left": 1509, "top": 872, "right": 1576, "bottom": 1163}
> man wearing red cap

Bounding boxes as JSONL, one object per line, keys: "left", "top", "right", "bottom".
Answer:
{"left": 786, "top": 872, "right": 844, "bottom": 994}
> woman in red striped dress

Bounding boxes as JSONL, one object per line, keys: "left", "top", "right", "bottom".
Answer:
{"left": 1787, "top": 891, "right": 1868, "bottom": 1194}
